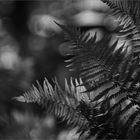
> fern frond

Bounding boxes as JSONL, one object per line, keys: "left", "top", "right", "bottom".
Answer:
{"left": 102, "top": 0, "right": 140, "bottom": 59}
{"left": 58, "top": 24, "right": 129, "bottom": 92}
{"left": 14, "top": 78, "right": 89, "bottom": 129}
{"left": 55, "top": 22, "right": 140, "bottom": 139}
{"left": 102, "top": 0, "right": 140, "bottom": 25}
{"left": 15, "top": 2, "right": 140, "bottom": 138}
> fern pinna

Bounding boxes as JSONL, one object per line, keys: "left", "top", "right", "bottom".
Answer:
{"left": 15, "top": 0, "right": 140, "bottom": 139}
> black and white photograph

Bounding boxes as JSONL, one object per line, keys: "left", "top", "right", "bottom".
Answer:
{"left": 0, "top": 0, "right": 140, "bottom": 139}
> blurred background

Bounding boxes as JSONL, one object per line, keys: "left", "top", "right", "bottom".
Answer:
{"left": 0, "top": 0, "right": 114, "bottom": 139}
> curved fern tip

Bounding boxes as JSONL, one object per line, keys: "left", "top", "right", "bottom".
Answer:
{"left": 12, "top": 96, "right": 26, "bottom": 102}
